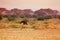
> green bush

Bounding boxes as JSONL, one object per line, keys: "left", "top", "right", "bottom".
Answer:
{"left": 37, "top": 16, "right": 45, "bottom": 21}
{"left": 7, "top": 15, "right": 16, "bottom": 21}
{"left": 44, "top": 15, "right": 52, "bottom": 19}
{"left": 37, "top": 15, "right": 52, "bottom": 21}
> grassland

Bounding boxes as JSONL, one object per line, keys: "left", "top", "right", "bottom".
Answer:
{"left": 0, "top": 18, "right": 60, "bottom": 40}
{"left": 0, "top": 18, "right": 60, "bottom": 29}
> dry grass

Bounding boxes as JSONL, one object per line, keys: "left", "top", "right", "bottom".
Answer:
{"left": 0, "top": 19, "right": 60, "bottom": 29}
{"left": 0, "top": 19, "right": 60, "bottom": 40}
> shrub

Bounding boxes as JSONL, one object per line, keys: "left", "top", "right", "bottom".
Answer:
{"left": 37, "top": 16, "right": 45, "bottom": 21}
{"left": 32, "top": 26, "right": 36, "bottom": 29}
{"left": 44, "top": 15, "right": 52, "bottom": 19}
{"left": 3, "top": 15, "right": 8, "bottom": 18}
{"left": 0, "top": 15, "right": 2, "bottom": 20}
{"left": 37, "top": 15, "right": 52, "bottom": 21}
{"left": 7, "top": 15, "right": 16, "bottom": 21}
{"left": 9, "top": 24, "right": 18, "bottom": 28}
{"left": 57, "top": 15, "right": 60, "bottom": 19}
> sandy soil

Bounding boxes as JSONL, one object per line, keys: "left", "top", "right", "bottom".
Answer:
{"left": 0, "top": 28, "right": 60, "bottom": 40}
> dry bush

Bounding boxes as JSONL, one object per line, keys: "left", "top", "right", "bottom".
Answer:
{"left": 0, "top": 23, "right": 6, "bottom": 29}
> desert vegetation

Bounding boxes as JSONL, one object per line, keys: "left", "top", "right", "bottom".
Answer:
{"left": 0, "top": 8, "right": 60, "bottom": 29}
{"left": 0, "top": 8, "right": 60, "bottom": 40}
